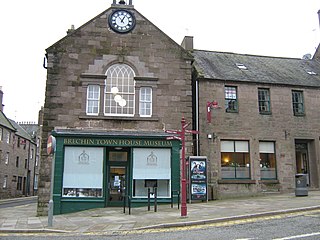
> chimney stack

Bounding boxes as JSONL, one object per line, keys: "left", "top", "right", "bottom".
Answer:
{"left": 318, "top": 10, "right": 320, "bottom": 29}
{"left": 181, "top": 36, "right": 194, "bottom": 51}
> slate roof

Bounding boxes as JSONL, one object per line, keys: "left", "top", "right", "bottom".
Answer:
{"left": 0, "top": 111, "right": 15, "bottom": 131}
{"left": 192, "top": 50, "right": 320, "bottom": 88}
{"left": 9, "top": 119, "right": 33, "bottom": 141}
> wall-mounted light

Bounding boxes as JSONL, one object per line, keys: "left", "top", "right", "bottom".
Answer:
{"left": 207, "top": 133, "right": 217, "bottom": 141}
{"left": 207, "top": 100, "right": 221, "bottom": 123}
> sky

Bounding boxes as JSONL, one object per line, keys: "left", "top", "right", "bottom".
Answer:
{"left": 0, "top": 0, "right": 319, "bottom": 123}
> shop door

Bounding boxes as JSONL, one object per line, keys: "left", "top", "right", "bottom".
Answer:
{"left": 108, "top": 166, "right": 126, "bottom": 204}
{"left": 107, "top": 149, "right": 129, "bottom": 206}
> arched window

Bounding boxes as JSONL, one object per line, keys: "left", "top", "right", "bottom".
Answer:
{"left": 105, "top": 64, "right": 135, "bottom": 116}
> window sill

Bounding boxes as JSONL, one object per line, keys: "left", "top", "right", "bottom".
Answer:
{"left": 259, "top": 180, "right": 279, "bottom": 184}
{"left": 79, "top": 115, "right": 159, "bottom": 122}
{"left": 293, "top": 113, "right": 305, "bottom": 117}
{"left": 218, "top": 179, "right": 255, "bottom": 184}
{"left": 259, "top": 112, "right": 272, "bottom": 115}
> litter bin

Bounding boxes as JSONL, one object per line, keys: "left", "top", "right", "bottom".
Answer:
{"left": 295, "top": 173, "right": 308, "bottom": 196}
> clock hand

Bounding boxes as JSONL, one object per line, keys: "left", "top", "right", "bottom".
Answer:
{"left": 120, "top": 15, "right": 126, "bottom": 23}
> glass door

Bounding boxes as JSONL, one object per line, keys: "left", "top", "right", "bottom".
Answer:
{"left": 108, "top": 166, "right": 126, "bottom": 203}
{"left": 107, "top": 148, "right": 129, "bottom": 206}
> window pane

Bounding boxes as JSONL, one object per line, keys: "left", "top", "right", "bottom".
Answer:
{"left": 235, "top": 141, "right": 249, "bottom": 152}
{"left": 221, "top": 141, "right": 250, "bottom": 179}
{"left": 258, "top": 88, "right": 271, "bottom": 113}
{"left": 292, "top": 91, "right": 304, "bottom": 115}
{"left": 86, "top": 85, "right": 100, "bottom": 115}
{"left": 105, "top": 64, "right": 135, "bottom": 116}
{"left": 62, "top": 147, "right": 103, "bottom": 198}
{"left": 139, "top": 87, "right": 152, "bottom": 117}
{"left": 225, "top": 86, "right": 238, "bottom": 112}
{"left": 259, "top": 142, "right": 274, "bottom": 153}
{"left": 221, "top": 141, "right": 234, "bottom": 152}
{"left": 259, "top": 142, "right": 277, "bottom": 179}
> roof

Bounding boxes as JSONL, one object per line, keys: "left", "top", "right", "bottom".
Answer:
{"left": 0, "top": 111, "right": 15, "bottom": 131}
{"left": 9, "top": 119, "right": 33, "bottom": 141}
{"left": 192, "top": 50, "right": 320, "bottom": 87}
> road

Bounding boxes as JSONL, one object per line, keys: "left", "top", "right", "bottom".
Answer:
{"left": 0, "top": 210, "right": 320, "bottom": 240}
{"left": 0, "top": 197, "right": 37, "bottom": 209}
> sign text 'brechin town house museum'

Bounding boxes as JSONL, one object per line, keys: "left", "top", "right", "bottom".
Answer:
{"left": 37, "top": 1, "right": 320, "bottom": 215}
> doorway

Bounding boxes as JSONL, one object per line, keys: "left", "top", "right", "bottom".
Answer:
{"left": 107, "top": 148, "right": 129, "bottom": 206}
{"left": 295, "top": 142, "right": 310, "bottom": 185}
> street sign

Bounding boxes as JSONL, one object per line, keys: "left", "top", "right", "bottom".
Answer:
{"left": 47, "top": 135, "right": 56, "bottom": 155}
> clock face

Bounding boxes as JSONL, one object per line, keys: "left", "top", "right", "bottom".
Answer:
{"left": 109, "top": 10, "right": 136, "bottom": 33}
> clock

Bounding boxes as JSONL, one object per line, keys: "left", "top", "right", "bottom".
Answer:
{"left": 108, "top": 9, "right": 136, "bottom": 34}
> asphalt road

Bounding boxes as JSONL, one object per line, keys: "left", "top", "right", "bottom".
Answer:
{"left": 0, "top": 197, "right": 37, "bottom": 209}
{"left": 1, "top": 210, "right": 320, "bottom": 240}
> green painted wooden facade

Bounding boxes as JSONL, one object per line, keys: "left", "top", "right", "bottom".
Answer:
{"left": 51, "top": 130, "right": 181, "bottom": 214}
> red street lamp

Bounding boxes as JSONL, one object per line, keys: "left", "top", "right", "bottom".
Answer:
{"left": 166, "top": 117, "right": 199, "bottom": 217}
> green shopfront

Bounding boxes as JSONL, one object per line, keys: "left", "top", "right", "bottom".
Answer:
{"left": 51, "top": 129, "right": 181, "bottom": 214}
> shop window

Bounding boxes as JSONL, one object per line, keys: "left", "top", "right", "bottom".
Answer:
{"left": 225, "top": 86, "right": 238, "bottom": 112}
{"left": 221, "top": 140, "right": 250, "bottom": 179}
{"left": 292, "top": 90, "right": 304, "bottom": 116}
{"left": 132, "top": 148, "right": 171, "bottom": 198}
{"left": 258, "top": 88, "right": 271, "bottom": 114}
{"left": 139, "top": 87, "right": 152, "bottom": 117}
{"left": 86, "top": 85, "right": 100, "bottom": 115}
{"left": 105, "top": 64, "right": 135, "bottom": 116}
{"left": 62, "top": 147, "right": 103, "bottom": 198}
{"left": 259, "top": 141, "right": 277, "bottom": 179}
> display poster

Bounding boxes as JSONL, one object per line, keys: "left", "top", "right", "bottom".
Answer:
{"left": 189, "top": 156, "right": 207, "bottom": 201}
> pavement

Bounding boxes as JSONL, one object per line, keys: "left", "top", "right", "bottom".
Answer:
{"left": 0, "top": 190, "right": 320, "bottom": 234}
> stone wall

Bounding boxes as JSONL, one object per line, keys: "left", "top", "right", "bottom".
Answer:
{"left": 37, "top": 6, "right": 193, "bottom": 215}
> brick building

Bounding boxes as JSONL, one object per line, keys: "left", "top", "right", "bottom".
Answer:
{"left": 38, "top": 1, "right": 320, "bottom": 215}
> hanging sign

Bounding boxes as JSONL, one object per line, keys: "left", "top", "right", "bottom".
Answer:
{"left": 189, "top": 156, "right": 207, "bottom": 201}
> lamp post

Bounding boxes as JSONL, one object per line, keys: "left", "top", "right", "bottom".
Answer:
{"left": 166, "top": 117, "right": 199, "bottom": 217}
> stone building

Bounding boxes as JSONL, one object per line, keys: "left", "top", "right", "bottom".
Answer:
{"left": 38, "top": 1, "right": 193, "bottom": 215}
{"left": 0, "top": 89, "right": 38, "bottom": 199}
{"left": 38, "top": 0, "right": 320, "bottom": 215}
{"left": 191, "top": 46, "right": 320, "bottom": 199}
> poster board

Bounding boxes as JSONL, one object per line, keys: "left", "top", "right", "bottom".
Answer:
{"left": 189, "top": 156, "right": 207, "bottom": 201}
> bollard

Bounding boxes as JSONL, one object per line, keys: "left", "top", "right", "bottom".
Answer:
{"left": 154, "top": 187, "right": 157, "bottom": 212}
{"left": 147, "top": 188, "right": 151, "bottom": 211}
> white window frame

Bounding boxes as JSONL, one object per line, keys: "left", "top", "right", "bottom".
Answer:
{"left": 139, "top": 87, "right": 152, "bottom": 117}
{"left": 104, "top": 64, "right": 135, "bottom": 117}
{"left": 86, "top": 85, "right": 100, "bottom": 115}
